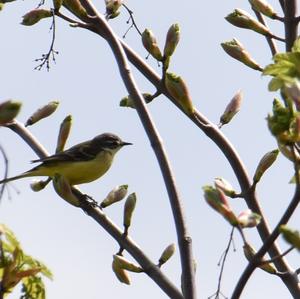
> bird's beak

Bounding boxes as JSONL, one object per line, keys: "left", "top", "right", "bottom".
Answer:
{"left": 122, "top": 141, "right": 132, "bottom": 146}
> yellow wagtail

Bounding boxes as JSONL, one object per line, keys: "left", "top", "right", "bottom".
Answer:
{"left": 0, "top": 133, "right": 132, "bottom": 186}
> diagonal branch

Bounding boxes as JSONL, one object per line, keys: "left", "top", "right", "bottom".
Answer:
{"left": 252, "top": 9, "right": 278, "bottom": 55}
{"left": 4, "top": 120, "right": 184, "bottom": 299}
{"left": 231, "top": 184, "right": 300, "bottom": 299}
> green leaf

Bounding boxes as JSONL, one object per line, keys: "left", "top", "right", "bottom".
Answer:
{"left": 292, "top": 37, "right": 300, "bottom": 53}
{"left": 21, "top": 276, "right": 46, "bottom": 299}
{"left": 268, "top": 77, "right": 283, "bottom": 91}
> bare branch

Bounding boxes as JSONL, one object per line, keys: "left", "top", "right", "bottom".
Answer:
{"left": 231, "top": 185, "right": 300, "bottom": 299}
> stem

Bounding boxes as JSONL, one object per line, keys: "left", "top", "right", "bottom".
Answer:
{"left": 76, "top": 191, "right": 184, "bottom": 299}
{"left": 252, "top": 10, "right": 278, "bottom": 55}
{"left": 283, "top": 0, "right": 298, "bottom": 51}
{"left": 82, "top": 6, "right": 197, "bottom": 297}
{"left": 231, "top": 184, "right": 300, "bottom": 299}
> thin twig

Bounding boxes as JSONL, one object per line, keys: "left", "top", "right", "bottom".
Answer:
{"left": 252, "top": 9, "right": 278, "bottom": 55}
{"left": 258, "top": 246, "right": 294, "bottom": 266}
{"left": 122, "top": 3, "right": 142, "bottom": 37}
{"left": 0, "top": 144, "right": 9, "bottom": 200}
{"left": 34, "top": 10, "right": 59, "bottom": 71}
{"left": 210, "top": 227, "right": 235, "bottom": 299}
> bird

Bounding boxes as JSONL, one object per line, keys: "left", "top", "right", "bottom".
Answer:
{"left": 0, "top": 133, "right": 132, "bottom": 186}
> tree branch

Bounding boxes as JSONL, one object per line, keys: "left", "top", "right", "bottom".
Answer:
{"left": 231, "top": 184, "right": 300, "bottom": 299}
{"left": 283, "top": 0, "right": 298, "bottom": 51}
{"left": 4, "top": 121, "right": 184, "bottom": 299}
{"left": 252, "top": 9, "right": 278, "bottom": 55}
{"left": 78, "top": 3, "right": 197, "bottom": 297}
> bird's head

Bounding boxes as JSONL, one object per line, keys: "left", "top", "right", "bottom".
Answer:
{"left": 91, "top": 133, "right": 132, "bottom": 154}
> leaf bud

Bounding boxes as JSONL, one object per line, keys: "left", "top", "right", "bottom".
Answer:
{"left": 112, "top": 258, "right": 131, "bottom": 285}
{"left": 163, "top": 23, "right": 180, "bottom": 58}
{"left": 100, "top": 185, "right": 128, "bottom": 208}
{"left": 25, "top": 101, "right": 59, "bottom": 127}
{"left": 225, "top": 9, "right": 271, "bottom": 36}
{"left": 253, "top": 149, "right": 279, "bottom": 183}
{"left": 158, "top": 243, "right": 175, "bottom": 266}
{"left": 30, "top": 179, "right": 50, "bottom": 192}
{"left": 221, "top": 39, "right": 263, "bottom": 71}
{"left": 21, "top": 9, "right": 52, "bottom": 26}
{"left": 105, "top": 0, "right": 122, "bottom": 18}
{"left": 165, "top": 72, "right": 194, "bottom": 115}
{"left": 249, "top": 0, "right": 278, "bottom": 19}
{"left": 113, "top": 255, "right": 143, "bottom": 273}
{"left": 0, "top": 100, "right": 21, "bottom": 125}
{"left": 202, "top": 186, "right": 238, "bottom": 226}
{"left": 219, "top": 90, "right": 243, "bottom": 127}
{"left": 123, "top": 192, "right": 137, "bottom": 228}
{"left": 141, "top": 29, "right": 163, "bottom": 61}
{"left": 214, "top": 177, "right": 236, "bottom": 197}
{"left": 243, "top": 243, "right": 277, "bottom": 274}
{"left": 120, "top": 93, "right": 153, "bottom": 109}
{"left": 238, "top": 209, "right": 261, "bottom": 228}
{"left": 63, "top": 0, "right": 88, "bottom": 19}
{"left": 56, "top": 115, "right": 72, "bottom": 153}
{"left": 279, "top": 225, "right": 300, "bottom": 250}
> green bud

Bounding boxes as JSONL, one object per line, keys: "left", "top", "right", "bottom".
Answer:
{"left": 238, "top": 209, "right": 261, "bottom": 228}
{"left": 225, "top": 8, "right": 271, "bottom": 36}
{"left": 158, "top": 243, "right": 175, "bottom": 266}
{"left": 52, "top": 174, "right": 80, "bottom": 207}
{"left": 279, "top": 225, "right": 300, "bottom": 250}
{"left": 105, "top": 0, "right": 122, "bottom": 18}
{"left": 253, "top": 149, "right": 279, "bottom": 183}
{"left": 25, "top": 101, "right": 59, "bottom": 127}
{"left": 112, "top": 258, "right": 131, "bottom": 285}
{"left": 249, "top": 0, "right": 278, "bottom": 19}
{"left": 63, "top": 0, "right": 88, "bottom": 19}
{"left": 243, "top": 243, "right": 277, "bottom": 274}
{"left": 123, "top": 192, "right": 137, "bottom": 228}
{"left": 163, "top": 23, "right": 180, "bottom": 58}
{"left": 30, "top": 179, "right": 50, "bottom": 192}
{"left": 21, "top": 9, "right": 52, "bottom": 26}
{"left": 142, "top": 29, "right": 163, "bottom": 61}
{"left": 219, "top": 90, "right": 243, "bottom": 127}
{"left": 214, "top": 177, "right": 236, "bottom": 197}
{"left": 56, "top": 115, "right": 72, "bottom": 153}
{"left": 120, "top": 93, "right": 153, "bottom": 109}
{"left": 165, "top": 72, "right": 194, "bottom": 115}
{"left": 221, "top": 39, "right": 263, "bottom": 71}
{"left": 113, "top": 255, "right": 143, "bottom": 273}
{"left": 100, "top": 185, "right": 128, "bottom": 208}
{"left": 53, "top": 0, "right": 63, "bottom": 10}
{"left": 0, "top": 100, "right": 21, "bottom": 124}
{"left": 202, "top": 186, "right": 238, "bottom": 226}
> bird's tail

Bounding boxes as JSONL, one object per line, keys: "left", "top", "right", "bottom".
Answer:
{"left": 0, "top": 173, "right": 31, "bottom": 184}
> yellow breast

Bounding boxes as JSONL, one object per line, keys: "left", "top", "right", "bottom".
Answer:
{"left": 35, "top": 151, "right": 114, "bottom": 185}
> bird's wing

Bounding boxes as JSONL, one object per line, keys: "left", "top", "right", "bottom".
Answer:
{"left": 31, "top": 140, "right": 98, "bottom": 164}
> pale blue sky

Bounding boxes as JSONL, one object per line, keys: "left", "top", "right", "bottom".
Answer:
{"left": 0, "top": 1, "right": 299, "bottom": 298}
